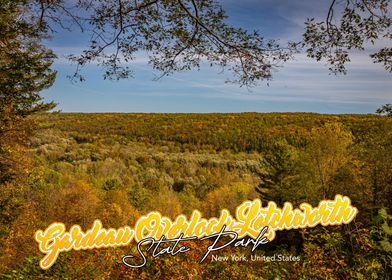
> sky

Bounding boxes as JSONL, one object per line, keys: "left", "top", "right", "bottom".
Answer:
{"left": 43, "top": 0, "right": 392, "bottom": 113}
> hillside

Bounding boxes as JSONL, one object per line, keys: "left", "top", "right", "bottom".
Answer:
{"left": 1, "top": 113, "right": 391, "bottom": 279}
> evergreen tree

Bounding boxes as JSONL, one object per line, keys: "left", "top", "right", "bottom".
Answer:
{"left": 0, "top": 0, "right": 56, "bottom": 242}
{"left": 255, "top": 140, "right": 305, "bottom": 206}
{"left": 0, "top": 0, "right": 56, "bottom": 185}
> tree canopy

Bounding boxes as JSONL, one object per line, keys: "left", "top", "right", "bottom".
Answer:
{"left": 23, "top": 0, "right": 391, "bottom": 86}
{"left": 303, "top": 0, "right": 391, "bottom": 74}
{"left": 376, "top": 103, "right": 392, "bottom": 115}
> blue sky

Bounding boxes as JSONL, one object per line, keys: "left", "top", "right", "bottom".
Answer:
{"left": 43, "top": 0, "right": 391, "bottom": 113}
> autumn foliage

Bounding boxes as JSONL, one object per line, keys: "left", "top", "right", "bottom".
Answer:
{"left": 0, "top": 112, "right": 391, "bottom": 279}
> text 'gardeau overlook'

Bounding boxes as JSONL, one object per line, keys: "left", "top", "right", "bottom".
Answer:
{"left": 35, "top": 195, "right": 358, "bottom": 269}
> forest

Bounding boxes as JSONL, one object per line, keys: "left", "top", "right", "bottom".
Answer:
{"left": 0, "top": 112, "right": 391, "bottom": 279}
{"left": 1, "top": 0, "right": 391, "bottom": 278}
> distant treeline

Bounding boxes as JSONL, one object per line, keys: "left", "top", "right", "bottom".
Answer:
{"left": 37, "top": 112, "right": 389, "bottom": 152}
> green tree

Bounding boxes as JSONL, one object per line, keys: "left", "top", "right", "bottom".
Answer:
{"left": 255, "top": 140, "right": 305, "bottom": 206}
{"left": 0, "top": 0, "right": 56, "bottom": 181}
{"left": 376, "top": 103, "right": 392, "bottom": 116}
{"left": 0, "top": 0, "right": 56, "bottom": 241}
{"left": 355, "top": 121, "right": 392, "bottom": 216}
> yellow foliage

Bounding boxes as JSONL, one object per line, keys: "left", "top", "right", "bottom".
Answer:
{"left": 99, "top": 190, "right": 140, "bottom": 228}
{"left": 203, "top": 182, "right": 257, "bottom": 217}
{"left": 44, "top": 180, "right": 100, "bottom": 228}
